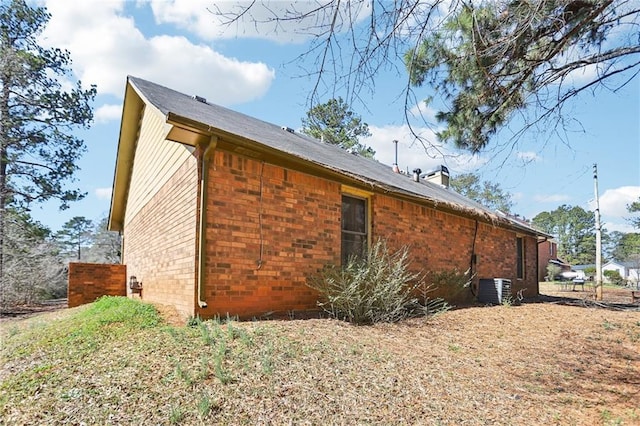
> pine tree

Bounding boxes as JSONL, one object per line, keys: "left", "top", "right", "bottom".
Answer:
{"left": 301, "top": 98, "right": 375, "bottom": 158}
{"left": 0, "top": 0, "right": 95, "bottom": 279}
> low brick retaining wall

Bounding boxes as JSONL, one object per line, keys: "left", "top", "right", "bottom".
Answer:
{"left": 68, "top": 263, "right": 127, "bottom": 307}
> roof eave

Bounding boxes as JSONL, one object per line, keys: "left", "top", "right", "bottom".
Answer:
{"left": 108, "top": 79, "right": 145, "bottom": 232}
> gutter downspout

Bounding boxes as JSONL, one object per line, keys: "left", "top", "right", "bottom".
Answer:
{"left": 536, "top": 236, "right": 549, "bottom": 287}
{"left": 469, "top": 220, "right": 479, "bottom": 296}
{"left": 197, "top": 136, "right": 217, "bottom": 309}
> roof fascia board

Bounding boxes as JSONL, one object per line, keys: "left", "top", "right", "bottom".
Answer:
{"left": 108, "top": 81, "right": 144, "bottom": 231}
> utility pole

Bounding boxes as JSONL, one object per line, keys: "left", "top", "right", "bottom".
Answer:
{"left": 593, "top": 164, "right": 603, "bottom": 300}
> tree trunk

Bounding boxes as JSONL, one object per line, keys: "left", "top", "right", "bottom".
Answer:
{"left": 0, "top": 76, "right": 10, "bottom": 285}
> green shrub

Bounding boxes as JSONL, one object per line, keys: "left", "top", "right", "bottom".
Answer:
{"left": 307, "top": 239, "right": 448, "bottom": 325}
{"left": 546, "top": 264, "right": 561, "bottom": 282}
{"left": 603, "top": 270, "right": 624, "bottom": 286}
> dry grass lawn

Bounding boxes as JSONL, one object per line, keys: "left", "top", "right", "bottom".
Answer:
{"left": 1, "top": 284, "right": 639, "bottom": 425}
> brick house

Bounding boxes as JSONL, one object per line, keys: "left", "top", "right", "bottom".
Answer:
{"left": 109, "top": 76, "right": 549, "bottom": 319}
{"left": 537, "top": 239, "right": 571, "bottom": 280}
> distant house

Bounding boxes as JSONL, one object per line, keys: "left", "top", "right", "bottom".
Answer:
{"left": 603, "top": 260, "right": 640, "bottom": 285}
{"left": 537, "top": 239, "right": 572, "bottom": 280}
{"left": 108, "top": 76, "right": 550, "bottom": 319}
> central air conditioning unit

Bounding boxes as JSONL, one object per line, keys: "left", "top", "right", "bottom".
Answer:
{"left": 478, "top": 278, "right": 512, "bottom": 305}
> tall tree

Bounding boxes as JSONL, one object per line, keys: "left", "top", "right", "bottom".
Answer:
{"left": 405, "top": 1, "right": 640, "bottom": 151}
{"left": 0, "top": 0, "right": 96, "bottom": 278}
{"left": 610, "top": 232, "right": 640, "bottom": 263}
{"left": 214, "top": 2, "right": 639, "bottom": 152}
{"left": 450, "top": 173, "right": 513, "bottom": 213}
{"left": 56, "top": 216, "right": 93, "bottom": 261}
{"left": 301, "top": 97, "right": 375, "bottom": 158}
{"left": 628, "top": 197, "right": 640, "bottom": 230}
{"left": 604, "top": 230, "right": 624, "bottom": 262}
{"left": 84, "top": 216, "right": 121, "bottom": 264}
{"left": 0, "top": 208, "right": 65, "bottom": 306}
{"left": 532, "top": 205, "right": 596, "bottom": 265}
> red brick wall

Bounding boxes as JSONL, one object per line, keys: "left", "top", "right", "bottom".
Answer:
{"left": 123, "top": 155, "right": 198, "bottom": 319}
{"left": 196, "top": 151, "right": 539, "bottom": 318}
{"left": 374, "top": 197, "right": 539, "bottom": 303}
{"left": 198, "top": 151, "right": 341, "bottom": 318}
{"left": 68, "top": 263, "right": 126, "bottom": 308}
{"left": 538, "top": 240, "right": 556, "bottom": 280}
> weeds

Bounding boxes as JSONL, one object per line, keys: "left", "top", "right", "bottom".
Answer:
{"left": 213, "top": 337, "right": 233, "bottom": 384}
{"left": 199, "top": 321, "right": 216, "bottom": 346}
{"left": 448, "top": 344, "right": 461, "bottom": 352}
{"left": 600, "top": 409, "right": 623, "bottom": 425}
{"left": 260, "top": 342, "right": 274, "bottom": 375}
{"left": 307, "top": 239, "right": 449, "bottom": 324}
{"left": 2, "top": 292, "right": 638, "bottom": 424}
{"left": 168, "top": 406, "right": 184, "bottom": 424}
{"left": 197, "top": 393, "right": 217, "bottom": 419}
{"left": 174, "top": 360, "right": 194, "bottom": 386}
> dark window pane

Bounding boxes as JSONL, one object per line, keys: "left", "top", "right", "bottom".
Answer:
{"left": 516, "top": 237, "right": 524, "bottom": 279}
{"left": 341, "top": 195, "right": 367, "bottom": 264}
{"left": 342, "top": 233, "right": 367, "bottom": 264}
{"left": 342, "top": 196, "right": 366, "bottom": 233}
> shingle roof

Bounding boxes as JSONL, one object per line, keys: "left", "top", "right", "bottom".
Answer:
{"left": 128, "top": 76, "right": 547, "bottom": 236}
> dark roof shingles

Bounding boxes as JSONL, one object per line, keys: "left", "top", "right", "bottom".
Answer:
{"left": 129, "top": 76, "right": 544, "bottom": 235}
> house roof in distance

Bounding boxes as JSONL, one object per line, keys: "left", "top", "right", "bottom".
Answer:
{"left": 116, "top": 76, "right": 548, "bottom": 237}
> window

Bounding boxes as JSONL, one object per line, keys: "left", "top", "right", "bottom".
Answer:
{"left": 341, "top": 194, "right": 368, "bottom": 264}
{"left": 516, "top": 237, "right": 525, "bottom": 279}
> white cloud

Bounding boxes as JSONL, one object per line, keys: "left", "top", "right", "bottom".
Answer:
{"left": 95, "top": 187, "right": 113, "bottom": 200}
{"left": 144, "top": 0, "right": 369, "bottom": 43}
{"left": 561, "top": 61, "right": 600, "bottom": 87}
{"left": 408, "top": 102, "right": 438, "bottom": 123}
{"left": 39, "top": 0, "right": 275, "bottom": 104}
{"left": 363, "top": 124, "right": 485, "bottom": 175}
{"left": 604, "top": 221, "right": 637, "bottom": 234}
{"left": 595, "top": 186, "right": 640, "bottom": 218}
{"left": 516, "top": 151, "right": 541, "bottom": 163}
{"left": 94, "top": 104, "right": 122, "bottom": 124}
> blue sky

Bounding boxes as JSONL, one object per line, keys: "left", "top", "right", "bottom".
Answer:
{"left": 30, "top": 0, "right": 640, "bottom": 234}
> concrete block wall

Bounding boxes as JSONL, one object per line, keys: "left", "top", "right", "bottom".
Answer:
{"left": 68, "top": 263, "right": 126, "bottom": 308}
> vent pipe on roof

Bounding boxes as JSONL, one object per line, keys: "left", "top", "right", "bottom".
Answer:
{"left": 392, "top": 140, "right": 400, "bottom": 173}
{"left": 412, "top": 168, "right": 422, "bottom": 182}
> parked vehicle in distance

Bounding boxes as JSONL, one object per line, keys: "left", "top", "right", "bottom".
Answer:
{"left": 555, "top": 270, "right": 586, "bottom": 282}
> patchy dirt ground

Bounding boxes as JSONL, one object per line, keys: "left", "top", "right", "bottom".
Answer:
{"left": 1, "top": 284, "right": 638, "bottom": 425}
{"left": 1, "top": 282, "right": 635, "bottom": 323}
{"left": 539, "top": 282, "right": 640, "bottom": 306}
{"left": 0, "top": 298, "right": 68, "bottom": 322}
